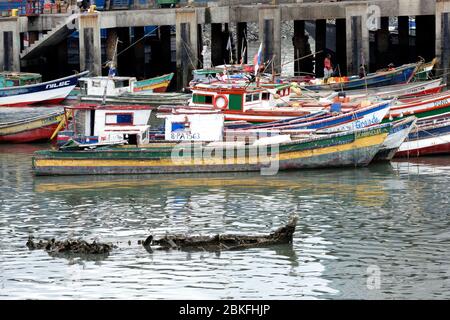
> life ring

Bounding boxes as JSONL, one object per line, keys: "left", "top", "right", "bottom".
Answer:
{"left": 214, "top": 95, "right": 228, "bottom": 109}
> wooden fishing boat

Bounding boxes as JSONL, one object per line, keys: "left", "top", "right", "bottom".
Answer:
{"left": 0, "top": 107, "right": 65, "bottom": 143}
{"left": 0, "top": 72, "right": 42, "bottom": 88}
{"left": 373, "top": 116, "right": 417, "bottom": 161}
{"left": 79, "top": 73, "right": 174, "bottom": 98}
{"left": 388, "top": 91, "right": 450, "bottom": 121}
{"left": 32, "top": 123, "right": 392, "bottom": 176}
{"left": 301, "top": 63, "right": 419, "bottom": 91}
{"left": 395, "top": 115, "right": 450, "bottom": 157}
{"left": 0, "top": 71, "right": 88, "bottom": 107}
{"left": 223, "top": 100, "right": 392, "bottom": 132}
{"left": 303, "top": 78, "right": 444, "bottom": 102}
{"left": 133, "top": 73, "right": 174, "bottom": 93}
{"left": 413, "top": 58, "right": 437, "bottom": 81}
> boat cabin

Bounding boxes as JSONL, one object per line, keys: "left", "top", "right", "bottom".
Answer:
{"left": 79, "top": 76, "right": 138, "bottom": 97}
{"left": 57, "top": 104, "right": 153, "bottom": 146}
{"left": 0, "top": 72, "right": 42, "bottom": 88}
{"left": 189, "top": 83, "right": 291, "bottom": 111}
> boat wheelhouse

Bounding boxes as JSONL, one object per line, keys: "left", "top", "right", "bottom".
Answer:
{"left": 79, "top": 73, "right": 174, "bottom": 97}
{"left": 57, "top": 104, "right": 153, "bottom": 146}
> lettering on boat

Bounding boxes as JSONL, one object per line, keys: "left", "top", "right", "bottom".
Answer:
{"left": 355, "top": 128, "right": 383, "bottom": 139}
{"left": 46, "top": 80, "right": 70, "bottom": 89}
{"left": 170, "top": 132, "right": 201, "bottom": 140}
{"left": 433, "top": 99, "right": 449, "bottom": 108}
{"left": 355, "top": 115, "right": 380, "bottom": 129}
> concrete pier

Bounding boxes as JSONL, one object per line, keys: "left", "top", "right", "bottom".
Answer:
{"left": 1, "top": 0, "right": 450, "bottom": 87}
{"left": 78, "top": 14, "right": 101, "bottom": 76}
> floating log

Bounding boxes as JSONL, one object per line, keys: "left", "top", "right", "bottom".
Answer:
{"left": 26, "top": 237, "right": 116, "bottom": 254}
{"left": 143, "top": 216, "right": 298, "bottom": 252}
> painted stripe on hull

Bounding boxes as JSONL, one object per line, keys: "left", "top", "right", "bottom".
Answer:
{"left": 395, "top": 132, "right": 450, "bottom": 157}
{"left": 33, "top": 133, "right": 387, "bottom": 175}
{"left": 0, "top": 123, "right": 59, "bottom": 143}
{"left": 0, "top": 85, "right": 75, "bottom": 106}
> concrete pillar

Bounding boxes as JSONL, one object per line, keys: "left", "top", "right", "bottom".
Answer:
{"left": 106, "top": 28, "right": 118, "bottom": 70}
{"left": 133, "top": 27, "right": 146, "bottom": 79}
{"left": 361, "top": 14, "right": 370, "bottom": 73}
{"left": 346, "top": 14, "right": 369, "bottom": 75}
{"left": 78, "top": 14, "right": 101, "bottom": 76}
{"left": 0, "top": 32, "right": 4, "bottom": 71}
{"left": 293, "top": 20, "right": 313, "bottom": 77}
{"left": 197, "top": 24, "right": 203, "bottom": 68}
{"left": 315, "top": 19, "right": 326, "bottom": 77}
{"left": 237, "top": 22, "right": 247, "bottom": 64}
{"left": 258, "top": 8, "right": 281, "bottom": 74}
{"left": 211, "top": 23, "right": 224, "bottom": 66}
{"left": 375, "top": 17, "right": 390, "bottom": 69}
{"left": 335, "top": 18, "right": 347, "bottom": 76}
{"left": 398, "top": 16, "right": 410, "bottom": 64}
{"left": 2, "top": 31, "right": 20, "bottom": 72}
{"left": 116, "top": 27, "right": 131, "bottom": 76}
{"left": 160, "top": 25, "right": 172, "bottom": 75}
{"left": 416, "top": 15, "right": 435, "bottom": 62}
{"left": 176, "top": 10, "right": 198, "bottom": 90}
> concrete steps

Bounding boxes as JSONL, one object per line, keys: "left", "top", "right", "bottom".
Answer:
{"left": 20, "top": 15, "right": 78, "bottom": 60}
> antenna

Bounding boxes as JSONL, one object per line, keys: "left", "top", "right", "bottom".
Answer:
{"left": 102, "top": 37, "right": 119, "bottom": 106}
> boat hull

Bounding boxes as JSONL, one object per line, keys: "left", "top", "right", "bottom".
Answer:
{"left": 0, "top": 123, "right": 59, "bottom": 143}
{"left": 133, "top": 73, "right": 174, "bottom": 93}
{"left": 0, "top": 111, "right": 64, "bottom": 143}
{"left": 373, "top": 117, "right": 417, "bottom": 161}
{"left": 395, "top": 124, "right": 450, "bottom": 157}
{"left": 303, "top": 64, "right": 418, "bottom": 91}
{"left": 0, "top": 72, "right": 88, "bottom": 107}
{"left": 32, "top": 125, "right": 390, "bottom": 175}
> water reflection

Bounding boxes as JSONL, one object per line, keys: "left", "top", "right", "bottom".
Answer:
{"left": 1, "top": 145, "right": 450, "bottom": 299}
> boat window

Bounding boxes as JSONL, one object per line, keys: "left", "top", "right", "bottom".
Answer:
{"left": 262, "top": 92, "right": 270, "bottom": 100}
{"left": 245, "top": 94, "right": 252, "bottom": 102}
{"left": 92, "top": 81, "right": 101, "bottom": 87}
{"left": 192, "top": 94, "right": 214, "bottom": 104}
{"left": 105, "top": 113, "right": 134, "bottom": 125}
{"left": 252, "top": 93, "right": 260, "bottom": 101}
{"left": 114, "top": 80, "right": 130, "bottom": 88}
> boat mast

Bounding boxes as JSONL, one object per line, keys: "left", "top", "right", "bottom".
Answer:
{"left": 102, "top": 38, "right": 119, "bottom": 105}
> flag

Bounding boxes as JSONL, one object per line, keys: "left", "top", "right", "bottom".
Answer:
{"left": 253, "top": 43, "right": 263, "bottom": 76}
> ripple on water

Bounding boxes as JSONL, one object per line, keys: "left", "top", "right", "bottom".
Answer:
{"left": 1, "top": 147, "right": 450, "bottom": 299}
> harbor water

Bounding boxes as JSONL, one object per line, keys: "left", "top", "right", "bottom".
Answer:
{"left": 1, "top": 144, "right": 450, "bottom": 299}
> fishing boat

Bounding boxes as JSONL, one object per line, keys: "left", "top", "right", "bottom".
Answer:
{"left": 0, "top": 72, "right": 42, "bottom": 87}
{"left": 79, "top": 73, "right": 174, "bottom": 97}
{"left": 0, "top": 107, "right": 65, "bottom": 143}
{"left": 32, "top": 122, "right": 392, "bottom": 176}
{"left": 388, "top": 91, "right": 450, "bottom": 121}
{"left": 395, "top": 115, "right": 450, "bottom": 157}
{"left": 221, "top": 100, "right": 392, "bottom": 132}
{"left": 0, "top": 71, "right": 88, "bottom": 107}
{"left": 56, "top": 104, "right": 154, "bottom": 146}
{"left": 301, "top": 78, "right": 444, "bottom": 102}
{"left": 373, "top": 116, "right": 417, "bottom": 161}
{"left": 301, "top": 62, "right": 419, "bottom": 91}
{"left": 413, "top": 58, "right": 437, "bottom": 81}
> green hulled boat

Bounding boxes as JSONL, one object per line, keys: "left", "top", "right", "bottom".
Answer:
{"left": 0, "top": 72, "right": 42, "bottom": 88}
{"left": 32, "top": 123, "right": 391, "bottom": 176}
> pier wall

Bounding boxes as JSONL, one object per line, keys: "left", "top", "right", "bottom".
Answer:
{"left": 1, "top": 0, "right": 450, "bottom": 88}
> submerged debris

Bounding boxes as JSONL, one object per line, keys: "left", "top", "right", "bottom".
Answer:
{"left": 26, "top": 237, "right": 116, "bottom": 254}
{"left": 142, "top": 216, "right": 298, "bottom": 252}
